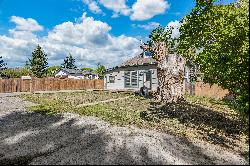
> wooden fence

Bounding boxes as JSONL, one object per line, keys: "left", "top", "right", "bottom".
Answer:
{"left": 0, "top": 78, "right": 229, "bottom": 99}
{"left": 185, "top": 81, "right": 229, "bottom": 99}
{"left": 0, "top": 78, "right": 104, "bottom": 93}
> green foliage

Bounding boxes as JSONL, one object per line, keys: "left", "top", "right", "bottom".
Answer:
{"left": 148, "top": 26, "right": 179, "bottom": 54}
{"left": 80, "top": 67, "right": 93, "bottom": 72}
{"left": 62, "top": 53, "right": 77, "bottom": 69}
{"left": 177, "top": 0, "right": 249, "bottom": 116}
{"left": 29, "top": 45, "right": 48, "bottom": 78}
{"left": 3, "top": 68, "right": 31, "bottom": 78}
{"left": 94, "top": 63, "right": 106, "bottom": 78}
{"left": 47, "top": 65, "right": 61, "bottom": 76}
{"left": 0, "top": 56, "right": 7, "bottom": 77}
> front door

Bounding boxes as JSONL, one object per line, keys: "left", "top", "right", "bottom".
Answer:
{"left": 143, "top": 70, "right": 152, "bottom": 90}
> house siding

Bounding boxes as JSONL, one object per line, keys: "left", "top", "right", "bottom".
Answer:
{"left": 104, "top": 65, "right": 158, "bottom": 91}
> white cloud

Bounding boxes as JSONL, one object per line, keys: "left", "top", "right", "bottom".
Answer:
{"left": 8, "top": 29, "right": 37, "bottom": 41}
{"left": 82, "top": 0, "right": 170, "bottom": 21}
{"left": 165, "top": 20, "right": 181, "bottom": 39}
{"left": 46, "top": 13, "right": 112, "bottom": 47}
{"left": 135, "top": 22, "right": 160, "bottom": 30}
{"left": 0, "top": 16, "right": 43, "bottom": 67}
{"left": 82, "top": 0, "right": 103, "bottom": 14}
{"left": 10, "top": 16, "right": 43, "bottom": 32}
{"left": 130, "top": 0, "right": 170, "bottom": 21}
{"left": 0, "top": 14, "right": 141, "bottom": 68}
{"left": 99, "top": 0, "right": 131, "bottom": 17}
{"left": 0, "top": 35, "right": 36, "bottom": 67}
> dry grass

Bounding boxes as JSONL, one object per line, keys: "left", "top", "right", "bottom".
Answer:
{"left": 21, "top": 91, "right": 249, "bottom": 158}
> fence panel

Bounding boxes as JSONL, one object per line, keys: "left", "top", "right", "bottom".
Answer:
{"left": 185, "top": 81, "right": 229, "bottom": 99}
{"left": 194, "top": 82, "right": 229, "bottom": 99}
{"left": 0, "top": 78, "right": 104, "bottom": 93}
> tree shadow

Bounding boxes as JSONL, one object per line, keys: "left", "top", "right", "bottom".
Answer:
{"left": 0, "top": 109, "right": 247, "bottom": 165}
{"left": 140, "top": 101, "right": 248, "bottom": 150}
{"left": 0, "top": 111, "right": 163, "bottom": 165}
{"left": 0, "top": 111, "right": 111, "bottom": 164}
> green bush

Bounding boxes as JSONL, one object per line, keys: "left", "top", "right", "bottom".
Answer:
{"left": 3, "top": 68, "right": 31, "bottom": 78}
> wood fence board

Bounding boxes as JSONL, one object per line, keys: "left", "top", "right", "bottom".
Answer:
{"left": 0, "top": 78, "right": 103, "bottom": 93}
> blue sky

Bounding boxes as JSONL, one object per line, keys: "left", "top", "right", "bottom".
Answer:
{"left": 0, "top": 0, "right": 234, "bottom": 68}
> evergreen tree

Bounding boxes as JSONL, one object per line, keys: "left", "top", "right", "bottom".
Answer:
{"left": 29, "top": 45, "right": 48, "bottom": 78}
{"left": 62, "top": 53, "right": 77, "bottom": 69}
{"left": 0, "top": 56, "right": 7, "bottom": 77}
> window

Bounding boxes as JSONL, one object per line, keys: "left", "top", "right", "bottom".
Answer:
{"left": 145, "top": 71, "right": 151, "bottom": 81}
{"left": 124, "top": 71, "right": 138, "bottom": 87}
{"left": 124, "top": 72, "right": 130, "bottom": 87}
{"left": 109, "top": 76, "right": 115, "bottom": 83}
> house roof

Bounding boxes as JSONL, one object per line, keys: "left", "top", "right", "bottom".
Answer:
{"left": 120, "top": 54, "right": 157, "bottom": 67}
{"left": 105, "top": 54, "right": 157, "bottom": 73}
{"left": 60, "top": 68, "right": 83, "bottom": 74}
{"left": 57, "top": 68, "right": 97, "bottom": 76}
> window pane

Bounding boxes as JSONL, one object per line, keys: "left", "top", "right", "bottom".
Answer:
{"left": 124, "top": 72, "right": 130, "bottom": 87}
{"left": 131, "top": 71, "right": 138, "bottom": 87}
{"left": 146, "top": 71, "right": 151, "bottom": 81}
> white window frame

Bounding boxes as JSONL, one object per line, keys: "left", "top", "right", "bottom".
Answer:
{"left": 124, "top": 71, "right": 138, "bottom": 88}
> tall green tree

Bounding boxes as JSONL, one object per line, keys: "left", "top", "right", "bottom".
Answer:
{"left": 29, "top": 45, "right": 48, "bottom": 78}
{"left": 0, "top": 56, "right": 7, "bottom": 77}
{"left": 62, "top": 53, "right": 77, "bottom": 69}
{"left": 178, "top": 0, "right": 249, "bottom": 116}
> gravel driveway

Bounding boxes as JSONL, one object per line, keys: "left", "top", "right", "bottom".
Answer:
{"left": 0, "top": 94, "right": 248, "bottom": 165}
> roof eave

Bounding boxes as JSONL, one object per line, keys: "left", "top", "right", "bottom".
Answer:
{"left": 104, "top": 63, "right": 157, "bottom": 74}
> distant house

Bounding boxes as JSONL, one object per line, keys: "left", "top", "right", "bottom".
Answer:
{"left": 82, "top": 70, "right": 99, "bottom": 80}
{"left": 54, "top": 68, "right": 99, "bottom": 79}
{"left": 104, "top": 52, "right": 198, "bottom": 91}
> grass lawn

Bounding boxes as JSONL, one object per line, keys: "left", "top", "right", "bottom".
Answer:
{"left": 21, "top": 91, "right": 249, "bottom": 158}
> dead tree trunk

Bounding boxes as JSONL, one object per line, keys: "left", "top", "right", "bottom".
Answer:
{"left": 152, "top": 42, "right": 185, "bottom": 103}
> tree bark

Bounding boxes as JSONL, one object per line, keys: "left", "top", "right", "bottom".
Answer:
{"left": 153, "top": 42, "right": 185, "bottom": 103}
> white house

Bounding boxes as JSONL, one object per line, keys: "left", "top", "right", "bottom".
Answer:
{"left": 104, "top": 52, "right": 158, "bottom": 91}
{"left": 104, "top": 52, "right": 196, "bottom": 91}
{"left": 54, "top": 68, "right": 99, "bottom": 79}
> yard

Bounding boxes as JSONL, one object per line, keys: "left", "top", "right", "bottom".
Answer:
{"left": 21, "top": 90, "right": 249, "bottom": 159}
